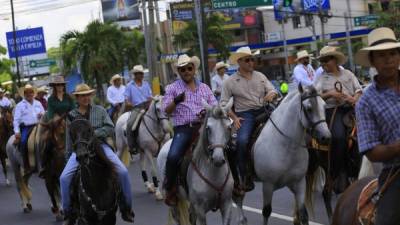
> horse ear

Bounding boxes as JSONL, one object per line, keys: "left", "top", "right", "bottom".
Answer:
{"left": 298, "top": 83, "right": 304, "bottom": 94}
{"left": 222, "top": 98, "right": 233, "bottom": 113}
{"left": 202, "top": 99, "right": 213, "bottom": 111}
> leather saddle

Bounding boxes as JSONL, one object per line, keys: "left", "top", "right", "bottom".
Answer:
{"left": 357, "top": 178, "right": 378, "bottom": 225}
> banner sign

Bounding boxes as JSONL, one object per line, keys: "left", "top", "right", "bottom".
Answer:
{"left": 101, "top": 0, "right": 140, "bottom": 23}
{"left": 170, "top": 1, "right": 262, "bottom": 33}
{"left": 302, "top": 0, "right": 330, "bottom": 12}
{"left": 6, "top": 27, "right": 46, "bottom": 58}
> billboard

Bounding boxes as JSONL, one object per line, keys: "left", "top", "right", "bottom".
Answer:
{"left": 302, "top": 0, "right": 330, "bottom": 12}
{"left": 101, "top": 0, "right": 140, "bottom": 26}
{"left": 170, "top": 1, "right": 263, "bottom": 33}
{"left": 273, "top": 0, "right": 330, "bottom": 20}
{"left": 6, "top": 27, "right": 46, "bottom": 58}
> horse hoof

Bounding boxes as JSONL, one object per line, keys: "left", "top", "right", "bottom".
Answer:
{"left": 23, "top": 207, "right": 30, "bottom": 213}
{"left": 155, "top": 190, "right": 163, "bottom": 201}
{"left": 145, "top": 183, "right": 156, "bottom": 193}
{"left": 26, "top": 203, "right": 32, "bottom": 211}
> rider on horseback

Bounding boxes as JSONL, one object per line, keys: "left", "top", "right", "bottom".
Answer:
{"left": 162, "top": 54, "right": 217, "bottom": 206}
{"left": 0, "top": 88, "right": 12, "bottom": 108}
{"left": 355, "top": 27, "right": 400, "bottom": 225}
{"left": 13, "top": 84, "right": 45, "bottom": 173}
{"left": 60, "top": 84, "right": 134, "bottom": 224}
{"left": 125, "top": 65, "right": 152, "bottom": 153}
{"left": 220, "top": 46, "right": 278, "bottom": 194}
{"left": 107, "top": 74, "right": 126, "bottom": 118}
{"left": 314, "top": 46, "right": 362, "bottom": 191}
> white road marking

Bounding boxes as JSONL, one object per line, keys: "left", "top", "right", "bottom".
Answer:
{"left": 233, "top": 204, "right": 325, "bottom": 225}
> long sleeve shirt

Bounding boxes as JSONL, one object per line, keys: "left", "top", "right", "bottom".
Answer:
{"left": 292, "top": 64, "right": 316, "bottom": 86}
{"left": 107, "top": 85, "right": 126, "bottom": 105}
{"left": 124, "top": 81, "right": 152, "bottom": 106}
{"left": 65, "top": 105, "right": 114, "bottom": 158}
{"left": 47, "top": 94, "right": 75, "bottom": 119}
{"left": 211, "top": 74, "right": 230, "bottom": 93}
{"left": 0, "top": 97, "right": 12, "bottom": 108}
{"left": 13, "top": 99, "right": 45, "bottom": 133}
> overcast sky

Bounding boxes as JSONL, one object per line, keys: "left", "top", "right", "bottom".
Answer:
{"left": 0, "top": 0, "right": 170, "bottom": 55}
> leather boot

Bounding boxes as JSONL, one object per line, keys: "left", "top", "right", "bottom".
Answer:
{"left": 164, "top": 186, "right": 177, "bottom": 207}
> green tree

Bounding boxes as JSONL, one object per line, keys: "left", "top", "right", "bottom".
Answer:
{"left": 122, "top": 28, "right": 146, "bottom": 69}
{"left": 371, "top": 3, "right": 400, "bottom": 37}
{"left": 47, "top": 47, "right": 61, "bottom": 74}
{"left": 0, "top": 45, "right": 14, "bottom": 90}
{"left": 173, "top": 14, "right": 233, "bottom": 60}
{"left": 60, "top": 20, "right": 126, "bottom": 98}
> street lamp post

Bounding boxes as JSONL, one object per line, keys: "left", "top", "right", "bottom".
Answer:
{"left": 10, "top": 0, "right": 21, "bottom": 86}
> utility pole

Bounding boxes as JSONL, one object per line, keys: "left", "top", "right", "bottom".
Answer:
{"left": 194, "top": 0, "right": 210, "bottom": 85}
{"left": 10, "top": 0, "right": 21, "bottom": 86}
{"left": 318, "top": 0, "right": 326, "bottom": 46}
{"left": 281, "top": 20, "right": 290, "bottom": 80}
{"left": 141, "top": 0, "right": 151, "bottom": 81}
{"left": 344, "top": 12, "right": 354, "bottom": 71}
{"left": 148, "top": 0, "right": 158, "bottom": 81}
{"left": 346, "top": 0, "right": 353, "bottom": 30}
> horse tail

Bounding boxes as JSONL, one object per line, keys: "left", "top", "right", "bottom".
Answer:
{"left": 176, "top": 198, "right": 191, "bottom": 225}
{"left": 358, "top": 156, "right": 376, "bottom": 179}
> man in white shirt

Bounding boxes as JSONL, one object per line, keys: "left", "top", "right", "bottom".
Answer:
{"left": 13, "top": 84, "right": 44, "bottom": 172}
{"left": 0, "top": 88, "right": 11, "bottom": 108}
{"left": 107, "top": 74, "right": 126, "bottom": 118}
{"left": 292, "top": 50, "right": 315, "bottom": 86}
{"left": 211, "top": 61, "right": 230, "bottom": 101}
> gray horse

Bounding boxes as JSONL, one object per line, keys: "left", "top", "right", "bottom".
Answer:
{"left": 158, "top": 99, "right": 234, "bottom": 225}
{"left": 234, "top": 85, "right": 331, "bottom": 225}
{"left": 117, "top": 96, "right": 172, "bottom": 200}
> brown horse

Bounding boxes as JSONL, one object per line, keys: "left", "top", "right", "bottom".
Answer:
{"left": 331, "top": 176, "right": 375, "bottom": 225}
{"left": 0, "top": 106, "right": 13, "bottom": 186}
{"left": 38, "top": 114, "right": 66, "bottom": 221}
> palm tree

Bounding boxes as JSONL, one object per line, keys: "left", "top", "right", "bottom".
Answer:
{"left": 60, "top": 20, "right": 126, "bottom": 98}
{"left": 122, "top": 28, "right": 146, "bottom": 69}
{"left": 173, "top": 14, "right": 233, "bottom": 60}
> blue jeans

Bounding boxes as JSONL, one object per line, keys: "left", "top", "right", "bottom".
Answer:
{"left": 20, "top": 126, "right": 34, "bottom": 153}
{"left": 164, "top": 124, "right": 200, "bottom": 190}
{"left": 60, "top": 144, "right": 132, "bottom": 212}
{"left": 235, "top": 108, "right": 264, "bottom": 180}
{"left": 107, "top": 103, "right": 121, "bottom": 117}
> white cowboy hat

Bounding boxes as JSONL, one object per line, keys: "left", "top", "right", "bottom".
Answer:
{"left": 214, "top": 61, "right": 229, "bottom": 71}
{"left": 318, "top": 46, "right": 347, "bottom": 65}
{"left": 72, "top": 83, "right": 95, "bottom": 96}
{"left": 109, "top": 74, "right": 123, "bottom": 85}
{"left": 175, "top": 54, "right": 201, "bottom": 69}
{"left": 49, "top": 75, "right": 67, "bottom": 86}
{"left": 229, "top": 46, "right": 260, "bottom": 65}
{"left": 37, "top": 86, "right": 48, "bottom": 94}
{"left": 131, "top": 65, "right": 144, "bottom": 74}
{"left": 355, "top": 27, "right": 400, "bottom": 67}
{"left": 19, "top": 84, "right": 37, "bottom": 97}
{"left": 295, "top": 50, "right": 313, "bottom": 62}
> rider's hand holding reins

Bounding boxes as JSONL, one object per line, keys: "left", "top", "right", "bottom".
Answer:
{"left": 264, "top": 91, "right": 278, "bottom": 103}
{"left": 14, "top": 133, "right": 21, "bottom": 144}
{"left": 233, "top": 116, "right": 244, "bottom": 130}
{"left": 174, "top": 92, "right": 185, "bottom": 105}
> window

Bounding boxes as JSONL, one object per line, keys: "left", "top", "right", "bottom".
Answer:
{"left": 292, "top": 16, "right": 301, "bottom": 29}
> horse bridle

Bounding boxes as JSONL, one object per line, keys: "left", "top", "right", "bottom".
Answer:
{"left": 144, "top": 99, "right": 169, "bottom": 123}
{"left": 204, "top": 114, "right": 232, "bottom": 158}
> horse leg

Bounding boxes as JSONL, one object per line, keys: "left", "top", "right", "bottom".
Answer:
{"left": 0, "top": 151, "right": 10, "bottom": 186}
{"left": 45, "top": 176, "right": 63, "bottom": 221}
{"left": 289, "top": 178, "right": 309, "bottom": 225}
{"left": 220, "top": 199, "right": 232, "bottom": 225}
{"left": 232, "top": 193, "right": 247, "bottom": 225}
{"left": 147, "top": 151, "right": 162, "bottom": 200}
{"left": 140, "top": 152, "right": 154, "bottom": 193}
{"left": 261, "top": 182, "right": 273, "bottom": 225}
{"left": 193, "top": 204, "right": 207, "bottom": 225}
{"left": 322, "top": 176, "right": 334, "bottom": 222}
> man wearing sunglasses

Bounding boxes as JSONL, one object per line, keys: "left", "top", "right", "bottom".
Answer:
{"left": 220, "top": 46, "right": 278, "bottom": 194}
{"left": 162, "top": 54, "right": 217, "bottom": 206}
{"left": 292, "top": 50, "right": 315, "bottom": 86}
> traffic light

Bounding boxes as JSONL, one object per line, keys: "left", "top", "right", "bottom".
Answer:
{"left": 283, "top": 0, "right": 292, "bottom": 7}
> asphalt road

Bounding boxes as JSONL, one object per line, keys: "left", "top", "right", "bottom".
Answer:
{"left": 0, "top": 156, "right": 337, "bottom": 225}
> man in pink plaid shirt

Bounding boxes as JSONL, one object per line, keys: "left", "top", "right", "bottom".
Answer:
{"left": 162, "top": 54, "right": 217, "bottom": 206}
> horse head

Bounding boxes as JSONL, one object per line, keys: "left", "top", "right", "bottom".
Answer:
{"left": 40, "top": 114, "right": 66, "bottom": 151}
{"left": 298, "top": 84, "right": 331, "bottom": 144}
{"left": 0, "top": 106, "right": 13, "bottom": 128}
{"left": 69, "top": 119, "right": 96, "bottom": 165}
{"left": 151, "top": 95, "right": 172, "bottom": 135}
{"left": 200, "top": 98, "right": 233, "bottom": 168}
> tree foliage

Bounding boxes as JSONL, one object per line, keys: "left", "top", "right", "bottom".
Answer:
{"left": 371, "top": 3, "right": 400, "bottom": 37}
{"left": 173, "top": 14, "right": 233, "bottom": 60}
{"left": 60, "top": 20, "right": 146, "bottom": 97}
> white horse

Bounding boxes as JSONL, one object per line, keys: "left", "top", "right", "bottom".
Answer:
{"left": 234, "top": 85, "right": 332, "bottom": 225}
{"left": 116, "top": 96, "right": 172, "bottom": 200}
{"left": 158, "top": 99, "right": 234, "bottom": 225}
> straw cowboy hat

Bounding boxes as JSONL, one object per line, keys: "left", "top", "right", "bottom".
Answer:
{"left": 109, "top": 74, "right": 123, "bottom": 85}
{"left": 214, "top": 61, "right": 229, "bottom": 71}
{"left": 131, "top": 65, "right": 145, "bottom": 74}
{"left": 37, "top": 86, "right": 48, "bottom": 94}
{"left": 19, "top": 84, "right": 36, "bottom": 96}
{"left": 318, "top": 46, "right": 347, "bottom": 65}
{"left": 229, "top": 46, "right": 260, "bottom": 65}
{"left": 175, "top": 54, "right": 200, "bottom": 69}
{"left": 72, "top": 83, "right": 95, "bottom": 96}
{"left": 295, "top": 50, "right": 313, "bottom": 62}
{"left": 49, "top": 75, "right": 67, "bottom": 86}
{"left": 355, "top": 27, "right": 400, "bottom": 67}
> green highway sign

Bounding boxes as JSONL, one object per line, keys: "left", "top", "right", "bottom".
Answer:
{"left": 29, "top": 58, "right": 56, "bottom": 68}
{"left": 354, "top": 15, "right": 378, "bottom": 27}
{"left": 211, "top": 0, "right": 272, "bottom": 9}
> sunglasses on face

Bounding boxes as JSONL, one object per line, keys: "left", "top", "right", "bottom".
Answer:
{"left": 178, "top": 66, "right": 194, "bottom": 73}
{"left": 240, "top": 57, "right": 255, "bottom": 63}
{"left": 319, "top": 57, "right": 334, "bottom": 64}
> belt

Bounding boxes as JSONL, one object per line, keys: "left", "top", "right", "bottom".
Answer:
{"left": 175, "top": 122, "right": 202, "bottom": 129}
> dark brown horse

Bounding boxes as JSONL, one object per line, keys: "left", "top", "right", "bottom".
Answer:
{"left": 0, "top": 106, "right": 13, "bottom": 186}
{"left": 39, "top": 114, "right": 67, "bottom": 221}
{"left": 331, "top": 176, "right": 375, "bottom": 225}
